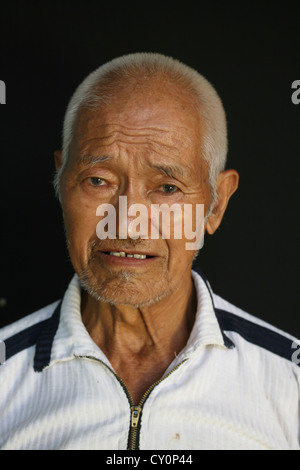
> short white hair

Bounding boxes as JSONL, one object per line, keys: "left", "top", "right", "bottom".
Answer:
{"left": 54, "top": 52, "right": 228, "bottom": 203}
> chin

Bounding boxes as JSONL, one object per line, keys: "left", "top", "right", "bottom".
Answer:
{"left": 78, "top": 267, "right": 173, "bottom": 308}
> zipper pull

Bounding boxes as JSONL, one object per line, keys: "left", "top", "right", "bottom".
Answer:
{"left": 131, "top": 405, "right": 142, "bottom": 428}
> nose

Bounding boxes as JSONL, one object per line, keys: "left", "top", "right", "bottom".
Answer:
{"left": 116, "top": 184, "right": 150, "bottom": 240}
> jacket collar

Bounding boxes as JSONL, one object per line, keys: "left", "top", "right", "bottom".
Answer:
{"left": 34, "top": 268, "right": 234, "bottom": 372}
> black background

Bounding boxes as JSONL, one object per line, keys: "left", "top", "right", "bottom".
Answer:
{"left": 0, "top": 1, "right": 299, "bottom": 337}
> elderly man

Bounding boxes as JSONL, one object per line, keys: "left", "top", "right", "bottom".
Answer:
{"left": 0, "top": 53, "right": 299, "bottom": 450}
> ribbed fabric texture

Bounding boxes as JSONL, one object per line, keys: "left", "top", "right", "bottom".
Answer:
{"left": 0, "top": 272, "right": 299, "bottom": 450}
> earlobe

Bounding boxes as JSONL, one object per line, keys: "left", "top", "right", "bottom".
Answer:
{"left": 206, "top": 169, "right": 239, "bottom": 235}
{"left": 54, "top": 150, "right": 63, "bottom": 171}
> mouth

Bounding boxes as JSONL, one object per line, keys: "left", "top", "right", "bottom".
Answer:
{"left": 97, "top": 250, "right": 158, "bottom": 266}
{"left": 106, "top": 251, "right": 153, "bottom": 259}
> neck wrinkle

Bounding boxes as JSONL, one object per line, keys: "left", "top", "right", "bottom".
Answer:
{"left": 81, "top": 274, "right": 196, "bottom": 360}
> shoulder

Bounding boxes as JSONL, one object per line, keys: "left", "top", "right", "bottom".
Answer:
{"left": 0, "top": 301, "right": 60, "bottom": 340}
{"left": 191, "top": 266, "right": 298, "bottom": 345}
{"left": 0, "top": 301, "right": 60, "bottom": 363}
{"left": 213, "top": 293, "right": 297, "bottom": 339}
{"left": 213, "top": 293, "right": 300, "bottom": 367}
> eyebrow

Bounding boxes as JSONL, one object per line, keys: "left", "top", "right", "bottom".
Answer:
{"left": 79, "top": 155, "right": 187, "bottom": 179}
{"left": 150, "top": 164, "right": 185, "bottom": 179}
{"left": 79, "top": 155, "right": 112, "bottom": 166}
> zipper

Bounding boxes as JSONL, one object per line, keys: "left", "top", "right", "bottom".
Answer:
{"left": 127, "top": 358, "right": 188, "bottom": 450}
{"left": 80, "top": 355, "right": 188, "bottom": 450}
{"left": 129, "top": 405, "right": 142, "bottom": 450}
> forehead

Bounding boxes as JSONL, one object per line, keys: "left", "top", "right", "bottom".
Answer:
{"left": 72, "top": 81, "right": 204, "bottom": 167}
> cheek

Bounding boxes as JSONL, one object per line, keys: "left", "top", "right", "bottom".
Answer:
{"left": 63, "top": 199, "right": 99, "bottom": 265}
{"left": 166, "top": 238, "right": 195, "bottom": 276}
{"left": 165, "top": 203, "right": 203, "bottom": 266}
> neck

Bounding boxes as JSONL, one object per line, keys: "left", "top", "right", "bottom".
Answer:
{"left": 81, "top": 272, "right": 196, "bottom": 362}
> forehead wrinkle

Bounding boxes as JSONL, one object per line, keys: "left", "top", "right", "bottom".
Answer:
{"left": 77, "top": 133, "right": 182, "bottom": 158}
{"left": 116, "top": 137, "right": 180, "bottom": 155}
{"left": 76, "top": 120, "right": 170, "bottom": 138}
{"left": 76, "top": 136, "right": 194, "bottom": 176}
{"left": 76, "top": 110, "right": 197, "bottom": 151}
{"left": 76, "top": 117, "right": 192, "bottom": 146}
{"left": 74, "top": 112, "right": 200, "bottom": 174}
{"left": 76, "top": 129, "right": 179, "bottom": 152}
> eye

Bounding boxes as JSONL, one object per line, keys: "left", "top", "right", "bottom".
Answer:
{"left": 161, "top": 184, "right": 178, "bottom": 194}
{"left": 88, "top": 177, "right": 105, "bottom": 186}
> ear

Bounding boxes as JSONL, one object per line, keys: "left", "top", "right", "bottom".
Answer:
{"left": 206, "top": 169, "right": 239, "bottom": 235}
{"left": 54, "top": 150, "right": 63, "bottom": 171}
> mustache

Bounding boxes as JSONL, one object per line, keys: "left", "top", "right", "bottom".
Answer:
{"left": 88, "top": 237, "right": 155, "bottom": 253}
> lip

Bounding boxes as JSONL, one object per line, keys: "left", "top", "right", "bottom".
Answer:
{"left": 97, "top": 250, "right": 159, "bottom": 267}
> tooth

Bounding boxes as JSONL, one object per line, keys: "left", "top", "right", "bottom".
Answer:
{"left": 109, "top": 252, "right": 147, "bottom": 259}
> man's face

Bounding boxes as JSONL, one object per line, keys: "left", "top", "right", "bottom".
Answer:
{"left": 59, "top": 81, "right": 212, "bottom": 307}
